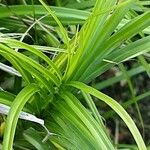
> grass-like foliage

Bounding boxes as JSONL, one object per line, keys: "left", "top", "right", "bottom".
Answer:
{"left": 0, "top": 0, "right": 150, "bottom": 149}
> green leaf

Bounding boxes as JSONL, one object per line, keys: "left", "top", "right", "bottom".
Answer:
{"left": 2, "top": 84, "right": 39, "bottom": 150}
{"left": 0, "top": 52, "right": 33, "bottom": 84}
{"left": 0, "top": 91, "right": 15, "bottom": 106}
{"left": 38, "top": 0, "right": 69, "bottom": 48}
{"left": 81, "top": 91, "right": 105, "bottom": 127}
{"left": 119, "top": 63, "right": 144, "bottom": 133}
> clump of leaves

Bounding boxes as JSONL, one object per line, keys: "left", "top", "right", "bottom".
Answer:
{"left": 0, "top": 0, "right": 150, "bottom": 149}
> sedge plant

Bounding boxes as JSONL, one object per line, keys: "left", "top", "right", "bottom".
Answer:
{"left": 0, "top": 0, "right": 150, "bottom": 149}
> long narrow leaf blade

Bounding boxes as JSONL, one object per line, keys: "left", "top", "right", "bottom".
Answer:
{"left": 66, "top": 81, "right": 146, "bottom": 150}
